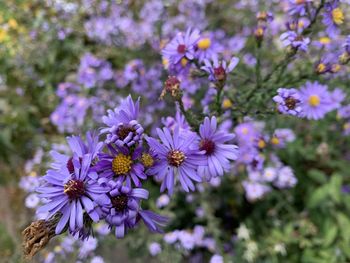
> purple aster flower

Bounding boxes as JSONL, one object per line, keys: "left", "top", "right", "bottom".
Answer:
{"left": 202, "top": 54, "right": 239, "bottom": 82}
{"left": 280, "top": 31, "right": 310, "bottom": 52}
{"left": 328, "top": 88, "right": 345, "bottom": 111}
{"left": 273, "top": 88, "right": 303, "bottom": 116}
{"left": 274, "top": 166, "right": 297, "bottom": 188}
{"left": 262, "top": 167, "right": 278, "bottom": 182}
{"left": 195, "top": 34, "right": 222, "bottom": 62}
{"left": 101, "top": 95, "right": 144, "bottom": 146}
{"left": 299, "top": 81, "right": 332, "bottom": 120}
{"left": 162, "top": 28, "right": 200, "bottom": 65}
{"left": 242, "top": 180, "right": 270, "bottom": 202}
{"left": 322, "top": 2, "right": 345, "bottom": 38}
{"left": 95, "top": 181, "right": 167, "bottom": 238}
{"left": 36, "top": 154, "right": 109, "bottom": 235}
{"left": 146, "top": 127, "right": 206, "bottom": 195}
{"left": 338, "top": 105, "right": 350, "bottom": 119}
{"left": 197, "top": 117, "right": 238, "bottom": 180}
{"left": 234, "top": 122, "right": 259, "bottom": 147}
{"left": 210, "top": 254, "right": 224, "bottom": 263}
{"left": 94, "top": 145, "right": 147, "bottom": 187}
{"left": 271, "top": 128, "right": 296, "bottom": 148}
{"left": 149, "top": 242, "right": 162, "bottom": 256}
{"left": 288, "top": 0, "right": 313, "bottom": 16}
{"left": 50, "top": 131, "right": 103, "bottom": 174}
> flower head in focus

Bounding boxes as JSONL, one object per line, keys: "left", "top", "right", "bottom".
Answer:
{"left": 146, "top": 127, "right": 206, "bottom": 195}
{"left": 197, "top": 117, "right": 238, "bottom": 180}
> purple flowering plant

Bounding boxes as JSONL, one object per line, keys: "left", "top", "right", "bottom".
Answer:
{"left": 2, "top": 0, "right": 349, "bottom": 262}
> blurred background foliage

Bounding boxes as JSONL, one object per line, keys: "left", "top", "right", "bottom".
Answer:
{"left": 0, "top": 0, "right": 350, "bottom": 263}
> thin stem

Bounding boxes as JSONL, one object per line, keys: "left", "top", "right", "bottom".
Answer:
{"left": 177, "top": 99, "right": 200, "bottom": 131}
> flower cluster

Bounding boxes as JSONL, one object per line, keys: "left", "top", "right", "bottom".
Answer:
{"left": 35, "top": 95, "right": 239, "bottom": 243}
{"left": 274, "top": 81, "right": 344, "bottom": 120}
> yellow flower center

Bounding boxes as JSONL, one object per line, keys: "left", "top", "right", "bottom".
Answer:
{"left": 181, "top": 57, "right": 188, "bottom": 67}
{"left": 222, "top": 98, "right": 233, "bottom": 109}
{"left": 332, "top": 8, "right": 344, "bottom": 25}
{"left": 296, "top": 0, "right": 305, "bottom": 4}
{"left": 308, "top": 95, "right": 320, "bottom": 107}
{"left": 271, "top": 137, "right": 280, "bottom": 145}
{"left": 162, "top": 58, "right": 169, "bottom": 69}
{"left": 112, "top": 154, "right": 132, "bottom": 175}
{"left": 316, "top": 63, "right": 326, "bottom": 73}
{"left": 344, "top": 123, "right": 350, "bottom": 130}
{"left": 141, "top": 153, "right": 154, "bottom": 168}
{"left": 331, "top": 64, "right": 341, "bottom": 73}
{"left": 197, "top": 38, "right": 211, "bottom": 50}
{"left": 242, "top": 127, "right": 249, "bottom": 135}
{"left": 167, "top": 150, "right": 185, "bottom": 167}
{"left": 319, "top": 37, "right": 331, "bottom": 45}
{"left": 258, "top": 139, "right": 266, "bottom": 149}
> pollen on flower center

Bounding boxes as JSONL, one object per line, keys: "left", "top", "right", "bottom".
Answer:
{"left": 177, "top": 44, "right": 186, "bottom": 53}
{"left": 167, "top": 150, "right": 186, "bottom": 167}
{"left": 141, "top": 153, "right": 154, "bottom": 168}
{"left": 214, "top": 66, "right": 226, "bottom": 81}
{"left": 117, "top": 125, "right": 136, "bottom": 140}
{"left": 271, "top": 137, "right": 280, "bottom": 145}
{"left": 64, "top": 179, "right": 85, "bottom": 199}
{"left": 296, "top": 0, "right": 306, "bottom": 4}
{"left": 332, "top": 8, "right": 344, "bottom": 25}
{"left": 285, "top": 96, "right": 298, "bottom": 110}
{"left": 308, "top": 95, "right": 320, "bottom": 107}
{"left": 111, "top": 194, "right": 128, "bottom": 212}
{"left": 200, "top": 139, "right": 216, "bottom": 155}
{"left": 181, "top": 57, "right": 188, "bottom": 67}
{"left": 112, "top": 154, "right": 132, "bottom": 175}
{"left": 197, "top": 38, "right": 211, "bottom": 50}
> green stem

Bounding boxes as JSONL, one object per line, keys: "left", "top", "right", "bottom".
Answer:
{"left": 177, "top": 98, "right": 200, "bottom": 131}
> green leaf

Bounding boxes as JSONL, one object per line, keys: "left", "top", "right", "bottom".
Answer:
{"left": 308, "top": 169, "right": 327, "bottom": 184}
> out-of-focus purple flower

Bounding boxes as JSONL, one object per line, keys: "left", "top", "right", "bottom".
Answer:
{"left": 195, "top": 34, "right": 222, "bottom": 62}
{"left": 299, "top": 81, "right": 332, "bottom": 120}
{"left": 202, "top": 55, "right": 239, "bottom": 82}
{"left": 51, "top": 95, "right": 90, "bottom": 133}
{"left": 146, "top": 127, "right": 206, "bottom": 195}
{"left": 280, "top": 31, "right": 310, "bottom": 52}
{"left": 149, "top": 242, "right": 162, "bottom": 256}
{"left": 162, "top": 28, "right": 200, "bottom": 65}
{"left": 178, "top": 230, "right": 196, "bottom": 250}
{"left": 197, "top": 117, "right": 238, "bottom": 180}
{"left": 77, "top": 53, "right": 113, "bottom": 88}
{"left": 156, "top": 194, "right": 170, "bottom": 208}
{"left": 235, "top": 122, "right": 259, "bottom": 147}
{"left": 210, "top": 254, "right": 224, "bottom": 263}
{"left": 36, "top": 154, "right": 109, "bottom": 235}
{"left": 19, "top": 175, "right": 41, "bottom": 192}
{"left": 164, "top": 231, "right": 179, "bottom": 244}
{"left": 91, "top": 256, "right": 105, "bottom": 263}
{"left": 338, "top": 105, "right": 350, "bottom": 119}
{"left": 288, "top": 0, "right": 313, "bottom": 16}
{"left": 273, "top": 88, "right": 303, "bottom": 116}
{"left": 25, "top": 193, "right": 40, "bottom": 208}
{"left": 242, "top": 181, "right": 270, "bottom": 201}
{"left": 78, "top": 237, "right": 98, "bottom": 258}
{"left": 271, "top": 129, "right": 296, "bottom": 148}
{"left": 94, "top": 145, "right": 147, "bottom": 187}
{"left": 322, "top": 2, "right": 345, "bottom": 38}
{"left": 274, "top": 166, "right": 297, "bottom": 188}
{"left": 101, "top": 95, "right": 144, "bottom": 146}
{"left": 262, "top": 167, "right": 278, "bottom": 182}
